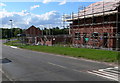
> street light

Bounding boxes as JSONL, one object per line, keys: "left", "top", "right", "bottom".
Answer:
{"left": 9, "top": 20, "right": 12, "bottom": 38}
{"left": 9, "top": 20, "right": 12, "bottom": 28}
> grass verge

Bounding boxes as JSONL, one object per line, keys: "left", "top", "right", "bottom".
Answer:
{"left": 4, "top": 40, "right": 119, "bottom": 63}
{"left": 4, "top": 40, "right": 26, "bottom": 47}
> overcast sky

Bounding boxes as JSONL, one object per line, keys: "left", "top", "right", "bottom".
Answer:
{"left": 1, "top": 0, "right": 102, "bottom": 29}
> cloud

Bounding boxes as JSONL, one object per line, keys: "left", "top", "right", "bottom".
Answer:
{"left": 0, "top": 2, "right": 6, "bottom": 6}
{"left": 43, "top": 0, "right": 56, "bottom": 4}
{"left": 1, "top": 9, "right": 61, "bottom": 29}
{"left": 30, "top": 5, "right": 40, "bottom": 10}
{"left": 59, "top": 0, "right": 66, "bottom": 5}
{"left": 28, "top": 11, "right": 61, "bottom": 28}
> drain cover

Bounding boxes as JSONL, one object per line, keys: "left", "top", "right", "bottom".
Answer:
{"left": 0, "top": 58, "right": 12, "bottom": 64}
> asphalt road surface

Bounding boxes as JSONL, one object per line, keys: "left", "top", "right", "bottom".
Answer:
{"left": 2, "top": 42, "right": 117, "bottom": 81}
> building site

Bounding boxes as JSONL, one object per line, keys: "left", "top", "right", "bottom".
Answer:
{"left": 20, "top": 0, "right": 120, "bottom": 51}
{"left": 2, "top": 0, "right": 120, "bottom": 81}
{"left": 63, "top": 0, "right": 120, "bottom": 50}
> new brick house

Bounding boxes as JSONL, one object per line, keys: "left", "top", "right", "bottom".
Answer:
{"left": 24, "top": 25, "right": 42, "bottom": 44}
{"left": 64, "top": 0, "right": 120, "bottom": 50}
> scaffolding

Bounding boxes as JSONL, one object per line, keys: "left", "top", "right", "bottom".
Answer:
{"left": 63, "top": 1, "right": 120, "bottom": 50}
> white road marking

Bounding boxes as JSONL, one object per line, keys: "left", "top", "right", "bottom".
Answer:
{"left": 88, "top": 71, "right": 118, "bottom": 81}
{"left": 115, "top": 67, "right": 118, "bottom": 69}
{"left": 95, "top": 70, "right": 118, "bottom": 77}
{"left": 99, "top": 67, "right": 118, "bottom": 70}
{"left": 10, "top": 46, "right": 18, "bottom": 49}
{"left": 48, "top": 62, "right": 67, "bottom": 69}
{"left": 48, "top": 62, "right": 84, "bottom": 73}
{"left": 87, "top": 67, "right": 119, "bottom": 81}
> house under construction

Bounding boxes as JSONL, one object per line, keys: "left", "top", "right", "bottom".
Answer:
{"left": 64, "top": 0, "right": 120, "bottom": 50}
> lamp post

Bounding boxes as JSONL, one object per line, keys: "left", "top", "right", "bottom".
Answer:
{"left": 9, "top": 20, "right": 12, "bottom": 38}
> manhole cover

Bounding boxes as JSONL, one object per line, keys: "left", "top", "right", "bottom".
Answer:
{"left": 0, "top": 58, "right": 12, "bottom": 64}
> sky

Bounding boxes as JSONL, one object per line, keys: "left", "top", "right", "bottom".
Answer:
{"left": 0, "top": 0, "right": 102, "bottom": 29}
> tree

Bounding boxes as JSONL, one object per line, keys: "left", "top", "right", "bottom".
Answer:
{"left": 1, "top": 28, "right": 23, "bottom": 38}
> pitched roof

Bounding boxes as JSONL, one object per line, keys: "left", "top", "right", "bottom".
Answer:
{"left": 25, "top": 25, "right": 41, "bottom": 34}
{"left": 26, "top": 25, "right": 38, "bottom": 31}
{"left": 65, "top": 0, "right": 120, "bottom": 21}
{"left": 78, "top": 0, "right": 120, "bottom": 16}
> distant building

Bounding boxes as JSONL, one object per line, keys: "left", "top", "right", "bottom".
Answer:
{"left": 25, "top": 25, "right": 42, "bottom": 37}
{"left": 64, "top": 1, "right": 120, "bottom": 50}
{"left": 24, "top": 25, "right": 72, "bottom": 46}
{"left": 39, "top": 35, "right": 72, "bottom": 46}
{"left": 25, "top": 25, "right": 42, "bottom": 44}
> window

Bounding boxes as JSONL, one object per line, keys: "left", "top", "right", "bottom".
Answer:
{"left": 104, "top": 16, "right": 109, "bottom": 22}
{"left": 93, "top": 18, "right": 97, "bottom": 23}
{"left": 83, "top": 33, "right": 88, "bottom": 43}
{"left": 92, "top": 32, "right": 99, "bottom": 39}
{"left": 75, "top": 32, "right": 80, "bottom": 40}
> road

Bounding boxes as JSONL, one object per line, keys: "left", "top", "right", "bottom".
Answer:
{"left": 1, "top": 42, "right": 118, "bottom": 81}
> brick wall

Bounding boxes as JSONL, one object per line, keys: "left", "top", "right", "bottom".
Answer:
{"left": 70, "top": 14, "right": 117, "bottom": 48}
{"left": 39, "top": 35, "right": 72, "bottom": 46}
{"left": 71, "top": 24, "right": 116, "bottom": 48}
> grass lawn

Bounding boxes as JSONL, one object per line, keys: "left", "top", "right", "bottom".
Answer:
{"left": 4, "top": 41, "right": 119, "bottom": 63}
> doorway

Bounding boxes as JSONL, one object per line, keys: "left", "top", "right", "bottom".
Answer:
{"left": 103, "top": 32, "right": 108, "bottom": 48}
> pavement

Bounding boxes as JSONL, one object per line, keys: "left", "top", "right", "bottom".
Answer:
{"left": 1, "top": 40, "right": 119, "bottom": 82}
